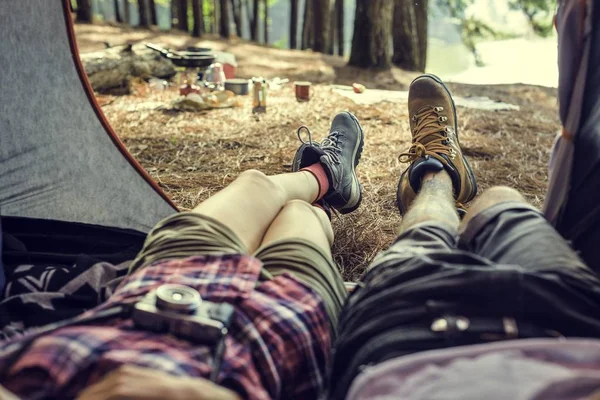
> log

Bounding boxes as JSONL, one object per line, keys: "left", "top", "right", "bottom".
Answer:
{"left": 80, "top": 44, "right": 176, "bottom": 93}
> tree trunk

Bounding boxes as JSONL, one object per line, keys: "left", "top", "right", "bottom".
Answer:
{"left": 191, "top": 0, "right": 204, "bottom": 37}
{"left": 177, "top": 0, "right": 189, "bottom": 32}
{"left": 327, "top": 1, "right": 335, "bottom": 54}
{"left": 149, "top": 0, "right": 157, "bottom": 25}
{"left": 301, "top": 0, "right": 313, "bottom": 50}
{"left": 290, "top": 0, "right": 298, "bottom": 49}
{"left": 138, "top": 0, "right": 151, "bottom": 28}
{"left": 392, "top": 0, "right": 428, "bottom": 71}
{"left": 123, "top": 0, "right": 131, "bottom": 24}
{"left": 335, "top": 0, "right": 344, "bottom": 56}
{"left": 219, "top": 0, "right": 231, "bottom": 37}
{"left": 114, "top": 0, "right": 122, "bottom": 22}
{"left": 415, "top": 0, "right": 428, "bottom": 71}
{"left": 312, "top": 0, "right": 329, "bottom": 53}
{"left": 264, "top": 0, "right": 269, "bottom": 44}
{"left": 349, "top": 0, "right": 394, "bottom": 69}
{"left": 245, "top": 0, "right": 253, "bottom": 38}
{"left": 250, "top": 0, "right": 259, "bottom": 41}
{"left": 204, "top": 1, "right": 212, "bottom": 33}
{"left": 213, "top": 0, "right": 220, "bottom": 34}
{"left": 308, "top": 12, "right": 314, "bottom": 47}
{"left": 232, "top": 0, "right": 243, "bottom": 37}
{"left": 171, "top": 0, "right": 179, "bottom": 28}
{"left": 76, "top": 0, "right": 92, "bottom": 22}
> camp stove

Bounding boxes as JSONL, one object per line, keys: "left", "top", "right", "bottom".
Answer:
{"left": 146, "top": 44, "right": 216, "bottom": 95}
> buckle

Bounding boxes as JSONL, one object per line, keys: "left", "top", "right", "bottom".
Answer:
{"left": 502, "top": 317, "right": 519, "bottom": 339}
{"left": 432, "top": 316, "right": 564, "bottom": 341}
{"left": 431, "top": 316, "right": 470, "bottom": 334}
{"left": 430, "top": 316, "right": 520, "bottom": 339}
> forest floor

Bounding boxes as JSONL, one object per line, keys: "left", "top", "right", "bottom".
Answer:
{"left": 76, "top": 23, "right": 560, "bottom": 280}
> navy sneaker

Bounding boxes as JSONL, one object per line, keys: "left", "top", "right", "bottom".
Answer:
{"left": 292, "top": 112, "right": 365, "bottom": 214}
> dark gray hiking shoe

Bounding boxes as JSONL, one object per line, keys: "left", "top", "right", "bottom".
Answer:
{"left": 292, "top": 112, "right": 365, "bottom": 214}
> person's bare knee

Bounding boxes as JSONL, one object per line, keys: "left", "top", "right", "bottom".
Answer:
{"left": 284, "top": 200, "right": 334, "bottom": 245}
{"left": 476, "top": 186, "right": 525, "bottom": 206}
{"left": 234, "top": 169, "right": 286, "bottom": 204}
{"left": 235, "top": 169, "right": 272, "bottom": 187}
{"left": 462, "top": 186, "right": 526, "bottom": 228}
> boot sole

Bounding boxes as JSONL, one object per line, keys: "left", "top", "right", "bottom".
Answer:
{"left": 337, "top": 112, "right": 365, "bottom": 214}
{"left": 417, "top": 74, "right": 478, "bottom": 201}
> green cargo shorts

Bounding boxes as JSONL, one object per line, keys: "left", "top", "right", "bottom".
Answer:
{"left": 129, "top": 212, "right": 347, "bottom": 331}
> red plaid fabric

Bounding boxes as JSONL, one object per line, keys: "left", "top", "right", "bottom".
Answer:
{"left": 0, "top": 255, "right": 332, "bottom": 400}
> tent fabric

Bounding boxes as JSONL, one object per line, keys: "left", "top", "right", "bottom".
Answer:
{"left": 0, "top": 220, "right": 4, "bottom": 294}
{"left": 545, "top": 0, "right": 600, "bottom": 271}
{"left": 0, "top": 0, "right": 177, "bottom": 234}
{"left": 544, "top": 0, "right": 595, "bottom": 223}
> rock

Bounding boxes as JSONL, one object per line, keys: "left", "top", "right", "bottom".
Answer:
{"left": 80, "top": 44, "right": 176, "bottom": 93}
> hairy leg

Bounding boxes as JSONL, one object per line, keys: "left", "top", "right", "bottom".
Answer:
{"left": 400, "top": 170, "right": 460, "bottom": 233}
{"left": 192, "top": 169, "right": 320, "bottom": 254}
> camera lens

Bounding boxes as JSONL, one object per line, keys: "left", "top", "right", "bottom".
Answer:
{"left": 155, "top": 284, "right": 202, "bottom": 314}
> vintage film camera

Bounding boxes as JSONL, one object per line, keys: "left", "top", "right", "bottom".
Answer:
{"left": 132, "top": 284, "right": 234, "bottom": 345}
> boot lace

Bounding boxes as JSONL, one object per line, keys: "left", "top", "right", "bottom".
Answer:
{"left": 297, "top": 125, "right": 342, "bottom": 164}
{"left": 398, "top": 106, "right": 455, "bottom": 165}
{"left": 297, "top": 125, "right": 315, "bottom": 146}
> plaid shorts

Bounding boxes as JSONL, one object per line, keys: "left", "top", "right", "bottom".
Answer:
{"left": 0, "top": 213, "right": 339, "bottom": 400}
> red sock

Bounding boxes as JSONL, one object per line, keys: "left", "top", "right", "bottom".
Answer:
{"left": 301, "top": 163, "right": 330, "bottom": 201}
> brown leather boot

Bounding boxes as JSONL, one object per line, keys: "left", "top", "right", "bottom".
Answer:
{"left": 396, "top": 74, "right": 478, "bottom": 215}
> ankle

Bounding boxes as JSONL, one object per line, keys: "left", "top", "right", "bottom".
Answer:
{"left": 421, "top": 170, "right": 453, "bottom": 195}
{"left": 300, "top": 163, "right": 330, "bottom": 201}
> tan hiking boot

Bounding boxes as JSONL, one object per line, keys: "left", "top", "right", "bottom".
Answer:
{"left": 396, "top": 74, "right": 477, "bottom": 215}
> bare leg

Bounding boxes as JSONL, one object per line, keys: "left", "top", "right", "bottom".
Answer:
{"left": 366, "top": 170, "right": 459, "bottom": 273}
{"left": 400, "top": 170, "right": 460, "bottom": 233}
{"left": 255, "top": 200, "right": 345, "bottom": 326}
{"left": 259, "top": 200, "right": 333, "bottom": 255}
{"left": 193, "top": 169, "right": 319, "bottom": 254}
